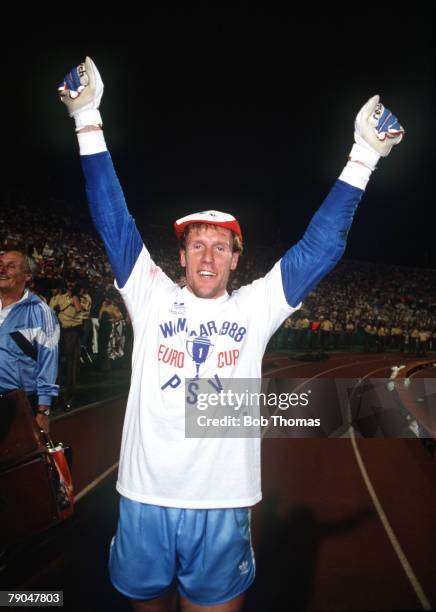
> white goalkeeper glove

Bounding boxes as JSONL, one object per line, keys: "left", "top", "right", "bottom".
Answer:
{"left": 349, "top": 94, "right": 405, "bottom": 171}
{"left": 58, "top": 57, "right": 104, "bottom": 131}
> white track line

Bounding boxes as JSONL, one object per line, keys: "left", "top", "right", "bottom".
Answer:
{"left": 74, "top": 462, "right": 119, "bottom": 502}
{"left": 346, "top": 367, "right": 432, "bottom": 611}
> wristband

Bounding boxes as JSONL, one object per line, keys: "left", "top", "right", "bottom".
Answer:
{"left": 74, "top": 109, "right": 103, "bottom": 132}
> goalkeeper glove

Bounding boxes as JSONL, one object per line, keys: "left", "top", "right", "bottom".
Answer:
{"left": 350, "top": 94, "right": 405, "bottom": 170}
{"left": 58, "top": 57, "right": 104, "bottom": 131}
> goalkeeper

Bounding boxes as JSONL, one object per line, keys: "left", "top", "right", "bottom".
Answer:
{"left": 57, "top": 57, "right": 404, "bottom": 612}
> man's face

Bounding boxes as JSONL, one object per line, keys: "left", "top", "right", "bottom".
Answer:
{"left": 180, "top": 226, "right": 239, "bottom": 299}
{"left": 0, "top": 251, "right": 31, "bottom": 296}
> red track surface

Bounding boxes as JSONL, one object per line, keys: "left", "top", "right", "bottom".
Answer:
{"left": 250, "top": 352, "right": 436, "bottom": 611}
{"left": 2, "top": 352, "right": 435, "bottom": 611}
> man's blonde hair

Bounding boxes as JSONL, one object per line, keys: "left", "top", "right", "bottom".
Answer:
{"left": 179, "top": 223, "right": 243, "bottom": 254}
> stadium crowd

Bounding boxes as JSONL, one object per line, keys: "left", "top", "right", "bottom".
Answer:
{"left": 274, "top": 259, "right": 436, "bottom": 355}
{"left": 1, "top": 197, "right": 436, "bottom": 408}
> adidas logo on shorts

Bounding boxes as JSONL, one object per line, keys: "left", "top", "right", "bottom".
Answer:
{"left": 238, "top": 560, "right": 249, "bottom": 575}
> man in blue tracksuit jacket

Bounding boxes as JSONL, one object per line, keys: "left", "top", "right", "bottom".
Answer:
{"left": 58, "top": 58, "right": 404, "bottom": 612}
{"left": 0, "top": 250, "right": 60, "bottom": 433}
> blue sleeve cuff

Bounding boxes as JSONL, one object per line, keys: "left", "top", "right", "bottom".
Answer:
{"left": 38, "top": 395, "right": 53, "bottom": 407}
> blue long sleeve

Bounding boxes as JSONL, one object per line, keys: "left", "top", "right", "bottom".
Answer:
{"left": 280, "top": 179, "right": 364, "bottom": 307}
{"left": 81, "top": 152, "right": 143, "bottom": 288}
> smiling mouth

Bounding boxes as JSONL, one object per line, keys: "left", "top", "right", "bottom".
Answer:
{"left": 198, "top": 271, "right": 217, "bottom": 277}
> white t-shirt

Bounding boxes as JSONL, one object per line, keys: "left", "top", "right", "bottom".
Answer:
{"left": 115, "top": 246, "right": 299, "bottom": 508}
{"left": 0, "top": 290, "right": 28, "bottom": 326}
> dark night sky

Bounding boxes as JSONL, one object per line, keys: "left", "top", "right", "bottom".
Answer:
{"left": 3, "top": 10, "right": 435, "bottom": 267}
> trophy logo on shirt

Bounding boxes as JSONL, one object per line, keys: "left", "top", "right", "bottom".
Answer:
{"left": 186, "top": 336, "right": 214, "bottom": 378}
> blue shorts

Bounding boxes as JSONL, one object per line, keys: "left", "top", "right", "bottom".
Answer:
{"left": 108, "top": 497, "right": 255, "bottom": 606}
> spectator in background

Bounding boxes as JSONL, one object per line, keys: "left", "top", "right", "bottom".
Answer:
{"left": 376, "top": 324, "right": 388, "bottom": 353}
{"left": 49, "top": 280, "right": 83, "bottom": 411}
{"left": 310, "top": 316, "right": 321, "bottom": 349}
{"left": 49, "top": 281, "right": 64, "bottom": 313}
{"left": 332, "top": 319, "right": 344, "bottom": 350}
{"left": 417, "top": 329, "right": 429, "bottom": 358}
{"left": 410, "top": 327, "right": 420, "bottom": 355}
{"left": 320, "top": 316, "right": 333, "bottom": 351}
{"left": 98, "top": 293, "right": 123, "bottom": 371}
{"left": 295, "top": 314, "right": 310, "bottom": 349}
{"left": 78, "top": 282, "right": 92, "bottom": 362}
{"left": 363, "top": 321, "right": 376, "bottom": 352}
{"left": 0, "top": 250, "right": 59, "bottom": 432}
{"left": 283, "top": 316, "right": 296, "bottom": 350}
{"left": 345, "top": 320, "right": 355, "bottom": 349}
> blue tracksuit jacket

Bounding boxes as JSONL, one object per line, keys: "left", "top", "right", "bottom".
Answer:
{"left": 0, "top": 291, "right": 60, "bottom": 405}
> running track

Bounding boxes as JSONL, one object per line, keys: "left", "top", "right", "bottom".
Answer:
{"left": 1, "top": 352, "right": 435, "bottom": 611}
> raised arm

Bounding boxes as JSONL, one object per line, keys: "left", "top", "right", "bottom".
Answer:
{"left": 57, "top": 57, "right": 143, "bottom": 289}
{"left": 280, "top": 95, "right": 404, "bottom": 307}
